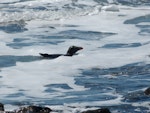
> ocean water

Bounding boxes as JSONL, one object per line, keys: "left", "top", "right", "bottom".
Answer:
{"left": 0, "top": 0, "right": 150, "bottom": 113}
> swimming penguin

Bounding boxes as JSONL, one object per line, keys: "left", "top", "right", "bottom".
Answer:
{"left": 39, "top": 46, "right": 83, "bottom": 58}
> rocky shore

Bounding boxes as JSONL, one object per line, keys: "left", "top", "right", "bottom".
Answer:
{"left": 0, "top": 87, "right": 149, "bottom": 113}
{"left": 0, "top": 104, "right": 52, "bottom": 113}
{"left": 0, "top": 103, "right": 111, "bottom": 113}
{"left": 144, "top": 87, "right": 150, "bottom": 95}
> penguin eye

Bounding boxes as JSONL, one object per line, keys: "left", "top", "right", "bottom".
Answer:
{"left": 70, "top": 46, "right": 74, "bottom": 49}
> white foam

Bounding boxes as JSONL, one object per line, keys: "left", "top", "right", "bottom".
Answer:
{"left": 0, "top": 0, "right": 96, "bottom": 23}
{"left": 102, "top": 5, "right": 119, "bottom": 12}
{"left": 77, "top": 0, "right": 97, "bottom": 6}
{"left": 0, "top": 56, "right": 86, "bottom": 99}
{"left": 1, "top": 5, "right": 150, "bottom": 98}
{"left": 4, "top": 104, "right": 19, "bottom": 111}
{"left": 0, "top": 1, "right": 150, "bottom": 111}
{"left": 132, "top": 102, "right": 150, "bottom": 111}
{"left": 62, "top": 94, "right": 123, "bottom": 112}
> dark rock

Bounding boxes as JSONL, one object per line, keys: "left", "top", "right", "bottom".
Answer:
{"left": 0, "top": 103, "right": 4, "bottom": 111}
{"left": 144, "top": 87, "right": 150, "bottom": 95}
{"left": 82, "top": 108, "right": 111, "bottom": 113}
{"left": 17, "top": 106, "right": 52, "bottom": 113}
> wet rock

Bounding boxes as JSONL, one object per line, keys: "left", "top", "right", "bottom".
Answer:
{"left": 82, "top": 108, "right": 111, "bottom": 113}
{"left": 0, "top": 103, "right": 52, "bottom": 113}
{"left": 144, "top": 87, "right": 150, "bottom": 95}
{"left": 0, "top": 103, "right": 4, "bottom": 111}
{"left": 16, "top": 106, "right": 52, "bottom": 113}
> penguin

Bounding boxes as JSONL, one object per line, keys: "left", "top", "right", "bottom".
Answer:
{"left": 39, "top": 46, "right": 83, "bottom": 58}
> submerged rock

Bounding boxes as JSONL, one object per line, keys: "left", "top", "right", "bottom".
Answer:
{"left": 144, "top": 87, "right": 150, "bottom": 95}
{"left": 1, "top": 103, "right": 112, "bottom": 113}
{"left": 0, "top": 104, "right": 52, "bottom": 113}
{"left": 16, "top": 106, "right": 52, "bottom": 113}
{"left": 0, "top": 103, "right": 4, "bottom": 111}
{"left": 82, "top": 108, "right": 111, "bottom": 113}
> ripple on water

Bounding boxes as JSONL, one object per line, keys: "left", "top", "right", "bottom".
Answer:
{"left": 124, "top": 14, "right": 150, "bottom": 24}
{"left": 101, "top": 43, "right": 142, "bottom": 49}
{"left": 58, "top": 30, "right": 117, "bottom": 40}
{"left": 0, "top": 20, "right": 27, "bottom": 33}
{"left": 124, "top": 14, "right": 150, "bottom": 36}
{"left": 6, "top": 30, "right": 117, "bottom": 49}
{"left": 73, "top": 63, "right": 150, "bottom": 112}
{"left": 0, "top": 55, "right": 41, "bottom": 68}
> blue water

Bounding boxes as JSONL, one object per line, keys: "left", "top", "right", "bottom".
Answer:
{"left": 0, "top": 0, "right": 150, "bottom": 113}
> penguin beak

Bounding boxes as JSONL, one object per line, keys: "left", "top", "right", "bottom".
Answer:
{"left": 78, "top": 47, "right": 83, "bottom": 50}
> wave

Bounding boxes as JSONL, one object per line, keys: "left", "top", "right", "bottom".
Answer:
{"left": 0, "top": 0, "right": 149, "bottom": 23}
{"left": 0, "top": 0, "right": 96, "bottom": 22}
